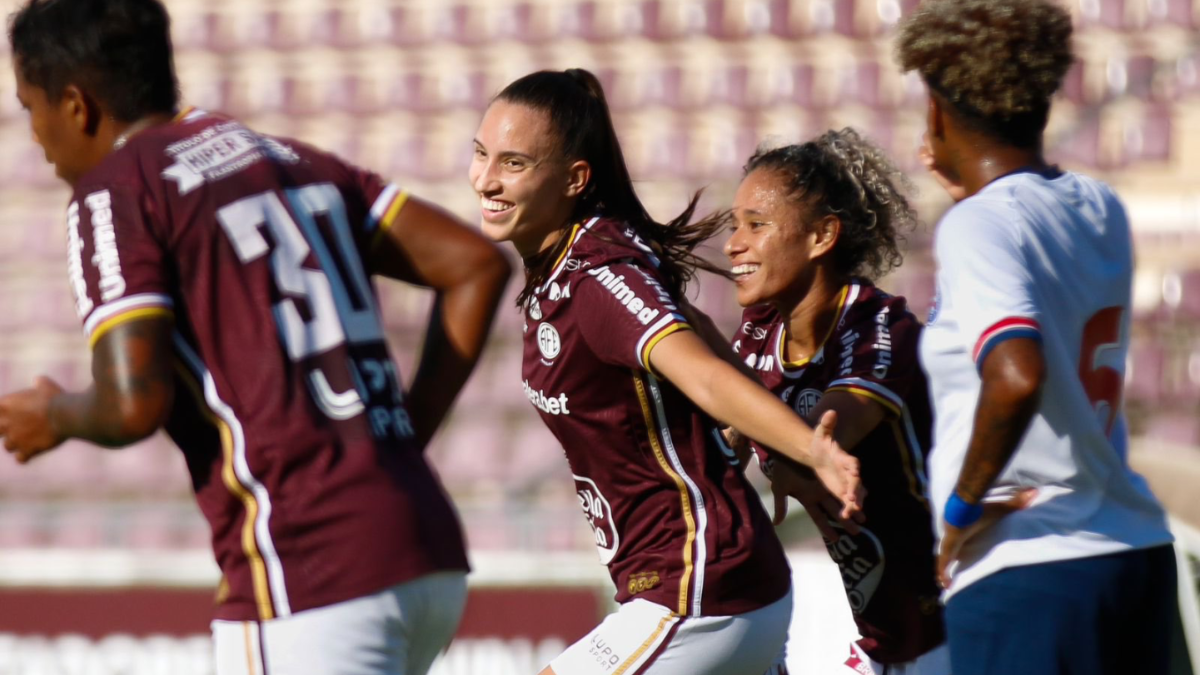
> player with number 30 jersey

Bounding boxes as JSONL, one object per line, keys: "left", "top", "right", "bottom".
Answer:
{"left": 67, "top": 109, "right": 470, "bottom": 622}
{"left": 1, "top": 3, "right": 511, "bottom": 673}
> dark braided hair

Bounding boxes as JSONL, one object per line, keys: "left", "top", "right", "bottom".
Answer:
{"left": 496, "top": 69, "right": 728, "bottom": 306}
{"left": 744, "top": 128, "right": 918, "bottom": 281}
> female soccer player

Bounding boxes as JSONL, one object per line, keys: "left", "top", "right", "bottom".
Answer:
{"left": 0, "top": 1, "right": 510, "bottom": 673}
{"left": 470, "top": 69, "right": 863, "bottom": 675}
{"left": 897, "top": 1, "right": 1175, "bottom": 673}
{"left": 724, "top": 129, "right": 948, "bottom": 675}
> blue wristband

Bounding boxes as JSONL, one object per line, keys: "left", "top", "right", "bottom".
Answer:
{"left": 944, "top": 493, "right": 984, "bottom": 529}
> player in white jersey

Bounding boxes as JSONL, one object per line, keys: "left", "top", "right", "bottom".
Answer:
{"left": 895, "top": 2, "right": 1176, "bottom": 674}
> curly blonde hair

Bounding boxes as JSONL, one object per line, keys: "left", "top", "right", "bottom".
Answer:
{"left": 744, "top": 128, "right": 918, "bottom": 282}
{"left": 895, "top": 0, "right": 1073, "bottom": 138}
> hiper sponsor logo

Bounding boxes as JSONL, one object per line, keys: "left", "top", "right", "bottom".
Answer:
{"left": 65, "top": 201, "right": 93, "bottom": 318}
{"left": 586, "top": 265, "right": 664, "bottom": 325}
{"left": 84, "top": 190, "right": 126, "bottom": 303}
{"left": 528, "top": 297, "right": 543, "bottom": 320}
{"left": 574, "top": 474, "right": 619, "bottom": 565}
{"left": 522, "top": 380, "right": 570, "bottom": 415}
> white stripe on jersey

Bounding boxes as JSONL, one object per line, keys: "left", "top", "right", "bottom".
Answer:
{"left": 648, "top": 374, "right": 708, "bottom": 617}
{"left": 83, "top": 293, "right": 174, "bottom": 338}
{"left": 636, "top": 312, "right": 679, "bottom": 370}
{"left": 366, "top": 184, "right": 401, "bottom": 233}
{"left": 901, "top": 406, "right": 930, "bottom": 493}
{"left": 174, "top": 333, "right": 292, "bottom": 618}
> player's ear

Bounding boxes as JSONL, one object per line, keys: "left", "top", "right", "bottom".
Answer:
{"left": 809, "top": 214, "right": 841, "bottom": 260}
{"left": 564, "top": 159, "right": 591, "bottom": 199}
{"left": 927, "top": 92, "right": 945, "bottom": 142}
{"left": 60, "top": 84, "right": 101, "bottom": 137}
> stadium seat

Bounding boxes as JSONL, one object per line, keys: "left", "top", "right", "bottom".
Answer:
{"left": 1145, "top": 0, "right": 1197, "bottom": 28}
{"left": 1126, "top": 338, "right": 1167, "bottom": 402}
{"left": 1161, "top": 268, "right": 1200, "bottom": 319}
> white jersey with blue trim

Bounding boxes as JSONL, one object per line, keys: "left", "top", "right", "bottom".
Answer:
{"left": 919, "top": 169, "right": 1172, "bottom": 597}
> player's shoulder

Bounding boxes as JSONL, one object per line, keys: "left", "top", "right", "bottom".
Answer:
{"left": 839, "top": 281, "right": 921, "bottom": 336}
{"left": 567, "top": 216, "right": 663, "bottom": 272}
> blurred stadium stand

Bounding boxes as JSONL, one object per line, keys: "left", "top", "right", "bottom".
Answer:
{"left": 0, "top": 0, "right": 1196, "bottom": 672}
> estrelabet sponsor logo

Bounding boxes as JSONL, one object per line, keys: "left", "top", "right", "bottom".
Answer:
{"left": 522, "top": 380, "right": 570, "bottom": 415}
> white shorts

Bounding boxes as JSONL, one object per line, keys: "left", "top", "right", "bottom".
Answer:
{"left": 843, "top": 641, "right": 951, "bottom": 675}
{"left": 213, "top": 571, "right": 467, "bottom": 675}
{"left": 548, "top": 586, "right": 793, "bottom": 675}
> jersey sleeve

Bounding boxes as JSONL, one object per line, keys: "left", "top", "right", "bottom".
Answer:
{"left": 574, "top": 260, "right": 692, "bottom": 373}
{"left": 935, "top": 202, "right": 1043, "bottom": 372}
{"left": 825, "top": 303, "right": 923, "bottom": 418}
{"left": 68, "top": 184, "right": 174, "bottom": 348}
{"left": 346, "top": 164, "right": 408, "bottom": 253}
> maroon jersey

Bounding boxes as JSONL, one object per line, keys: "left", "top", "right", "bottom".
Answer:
{"left": 520, "top": 217, "right": 790, "bottom": 617}
{"left": 732, "top": 282, "right": 945, "bottom": 663}
{"left": 65, "top": 109, "right": 467, "bottom": 621}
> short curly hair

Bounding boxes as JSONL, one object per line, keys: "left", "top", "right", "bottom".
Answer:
{"left": 744, "top": 128, "right": 918, "bottom": 282}
{"left": 895, "top": 0, "right": 1074, "bottom": 146}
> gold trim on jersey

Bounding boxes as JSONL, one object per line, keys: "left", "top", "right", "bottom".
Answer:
{"left": 87, "top": 307, "right": 175, "bottom": 349}
{"left": 613, "top": 614, "right": 678, "bottom": 675}
{"left": 889, "top": 420, "right": 931, "bottom": 510}
{"left": 826, "top": 384, "right": 903, "bottom": 418}
{"left": 777, "top": 284, "right": 850, "bottom": 369}
{"left": 640, "top": 323, "right": 691, "bottom": 377}
{"left": 172, "top": 106, "right": 197, "bottom": 123}
{"left": 549, "top": 223, "right": 583, "bottom": 275}
{"left": 174, "top": 361, "right": 276, "bottom": 620}
{"left": 370, "top": 190, "right": 410, "bottom": 251}
{"left": 633, "top": 374, "right": 696, "bottom": 617}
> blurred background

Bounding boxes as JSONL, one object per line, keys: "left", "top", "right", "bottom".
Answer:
{"left": 0, "top": 0, "right": 1197, "bottom": 673}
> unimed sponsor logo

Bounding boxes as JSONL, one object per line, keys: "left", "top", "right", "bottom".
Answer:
{"left": 586, "top": 266, "right": 661, "bottom": 325}
{"left": 84, "top": 190, "right": 126, "bottom": 303}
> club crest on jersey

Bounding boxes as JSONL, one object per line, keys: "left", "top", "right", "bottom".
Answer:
{"left": 537, "top": 322, "right": 561, "bottom": 361}
{"left": 783, "top": 387, "right": 823, "bottom": 416}
{"left": 574, "top": 475, "right": 619, "bottom": 565}
{"left": 528, "top": 298, "right": 543, "bottom": 321}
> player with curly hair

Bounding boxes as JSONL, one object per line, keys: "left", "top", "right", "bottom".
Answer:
{"left": 722, "top": 129, "right": 948, "bottom": 675}
{"left": 897, "top": 1, "right": 1176, "bottom": 673}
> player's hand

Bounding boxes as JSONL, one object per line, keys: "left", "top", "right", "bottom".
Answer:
{"left": 0, "top": 376, "right": 67, "bottom": 463}
{"left": 768, "top": 459, "right": 860, "bottom": 537}
{"left": 807, "top": 410, "right": 866, "bottom": 522}
{"left": 919, "top": 133, "right": 968, "bottom": 202}
{"left": 721, "top": 426, "right": 753, "bottom": 468}
{"left": 936, "top": 488, "right": 1038, "bottom": 589}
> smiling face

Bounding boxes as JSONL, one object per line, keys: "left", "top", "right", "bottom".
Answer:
{"left": 725, "top": 168, "right": 829, "bottom": 308}
{"left": 469, "top": 99, "right": 585, "bottom": 258}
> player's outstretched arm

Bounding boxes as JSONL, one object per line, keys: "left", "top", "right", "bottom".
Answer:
{"left": 370, "top": 197, "right": 513, "bottom": 451}
{"left": 766, "top": 390, "right": 887, "bottom": 530}
{"left": 938, "top": 337, "right": 1044, "bottom": 586}
{"left": 0, "top": 317, "right": 175, "bottom": 463}
{"left": 649, "top": 329, "right": 864, "bottom": 518}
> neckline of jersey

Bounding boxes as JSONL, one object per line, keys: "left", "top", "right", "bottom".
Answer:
{"left": 776, "top": 283, "right": 852, "bottom": 370}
